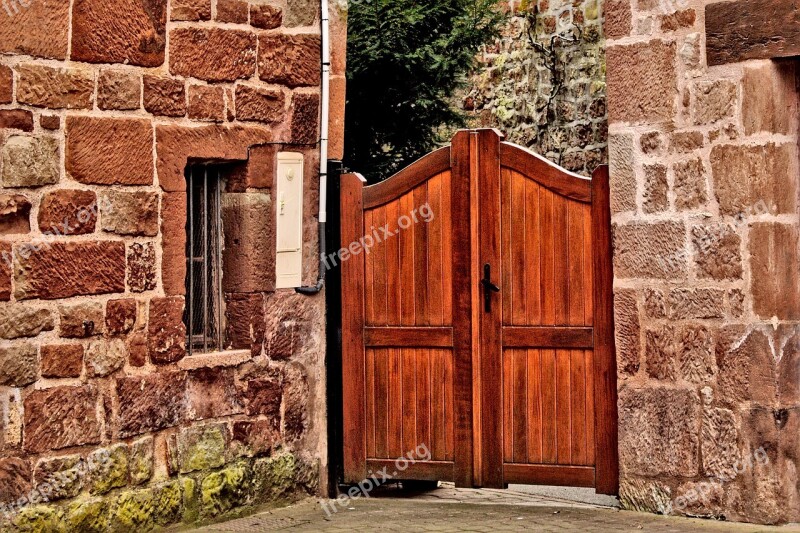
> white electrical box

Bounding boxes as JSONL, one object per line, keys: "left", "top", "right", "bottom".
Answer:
{"left": 275, "top": 152, "right": 304, "bottom": 289}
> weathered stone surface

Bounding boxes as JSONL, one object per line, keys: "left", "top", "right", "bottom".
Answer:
{"left": 144, "top": 75, "right": 186, "bottom": 117}
{"left": 225, "top": 293, "right": 265, "bottom": 355}
{"left": 673, "top": 157, "right": 707, "bottom": 210}
{"left": 604, "top": 0, "right": 631, "bottom": 38}
{"left": 188, "top": 367, "right": 243, "bottom": 420}
{"left": 89, "top": 444, "right": 129, "bottom": 495}
{"left": 199, "top": 462, "right": 249, "bottom": 517}
{"left": 618, "top": 386, "right": 700, "bottom": 477}
{"left": 40, "top": 115, "right": 61, "bottom": 130}
{"left": 226, "top": 144, "right": 276, "bottom": 192}
{"left": 702, "top": 406, "right": 739, "bottom": 479}
{"left": 170, "top": 28, "right": 256, "bottom": 82}
{"left": 716, "top": 327, "right": 776, "bottom": 408}
{"left": 692, "top": 79, "right": 736, "bottom": 125}
{"left": 742, "top": 62, "right": 797, "bottom": 136}
{"left": 284, "top": 0, "right": 316, "bottom": 26}
{"left": 160, "top": 192, "right": 187, "bottom": 297}
{"left": 232, "top": 419, "right": 279, "bottom": 458}
{"left": 188, "top": 85, "right": 225, "bottom": 122}
{"left": 779, "top": 331, "right": 800, "bottom": 405}
{"left": 86, "top": 339, "right": 127, "bottom": 377}
{"left": 674, "top": 481, "right": 725, "bottom": 518}
{"left": 290, "top": 92, "right": 320, "bottom": 144}
{"left": 40, "top": 344, "right": 83, "bottom": 378}
{"left": 606, "top": 40, "right": 675, "bottom": 124}
{"left": 216, "top": 0, "right": 248, "bottom": 22}
{"left": 710, "top": 143, "right": 797, "bottom": 217}
{"left": 668, "top": 288, "right": 725, "bottom": 319}
{"left": 250, "top": 3, "right": 282, "bottom": 29}
{"left": 264, "top": 290, "right": 322, "bottom": 360}
{"left": 235, "top": 84, "right": 286, "bottom": 123}
{"left": 0, "top": 343, "right": 37, "bottom": 387}
{"left": 171, "top": 0, "right": 210, "bottom": 20}
{"left": 0, "top": 457, "right": 31, "bottom": 505}
{"left": 613, "top": 221, "right": 686, "bottom": 279}
{"left": 33, "top": 454, "right": 83, "bottom": 500}
{"left": 608, "top": 134, "right": 635, "bottom": 213}
{"left": 258, "top": 33, "right": 321, "bottom": 87}
{"left": 645, "top": 325, "right": 676, "bottom": 381}
{"left": 111, "top": 481, "right": 183, "bottom": 530}
{"left": 0, "top": 193, "right": 31, "bottom": 235}
{"left": 148, "top": 297, "right": 186, "bottom": 364}
{"left": 14, "top": 241, "right": 126, "bottom": 300}
{"left": 100, "top": 191, "right": 159, "bottom": 236}
{"left": 643, "top": 164, "right": 667, "bottom": 213}
{"left": 0, "top": 304, "right": 54, "bottom": 339}
{"left": 0, "top": 0, "right": 69, "bottom": 60}
{"left": 660, "top": 8, "right": 695, "bottom": 31}
{"left": 128, "top": 332, "right": 148, "bottom": 367}
{"left": 15, "top": 64, "right": 93, "bottom": 109}
{"left": 97, "top": 69, "right": 141, "bottom": 111}
{"left": 129, "top": 436, "right": 154, "bottom": 485}
{"left": 178, "top": 424, "right": 227, "bottom": 473}
{"left": 643, "top": 288, "right": 666, "bottom": 318}
{"left": 749, "top": 223, "right": 800, "bottom": 320}
{"left": 116, "top": 371, "right": 187, "bottom": 438}
{"left": 59, "top": 302, "right": 104, "bottom": 338}
{"left": 106, "top": 298, "right": 137, "bottom": 336}
{"left": 241, "top": 371, "right": 282, "bottom": 418}
{"left": 729, "top": 288, "right": 745, "bottom": 318}
{"left": 0, "top": 65, "right": 11, "bottom": 103}
{"left": 669, "top": 131, "right": 704, "bottom": 153}
{"left": 0, "top": 109, "right": 34, "bottom": 132}
{"left": 679, "top": 325, "right": 714, "bottom": 383}
{"left": 71, "top": 0, "right": 167, "bottom": 66}
{"left": 619, "top": 478, "right": 671, "bottom": 514}
{"left": 66, "top": 116, "right": 154, "bottom": 186}
{"left": 24, "top": 386, "right": 101, "bottom": 453}
{"left": 37, "top": 189, "right": 97, "bottom": 236}
{"left": 283, "top": 364, "right": 308, "bottom": 441}
{"left": 127, "top": 242, "right": 157, "bottom": 293}
{"left": 1, "top": 136, "right": 59, "bottom": 188}
{"left": 251, "top": 452, "right": 314, "bottom": 502}
{"left": 691, "top": 223, "right": 741, "bottom": 280}
{"left": 222, "top": 193, "right": 275, "bottom": 292}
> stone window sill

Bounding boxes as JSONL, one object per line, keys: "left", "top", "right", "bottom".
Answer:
{"left": 177, "top": 349, "right": 251, "bottom": 370}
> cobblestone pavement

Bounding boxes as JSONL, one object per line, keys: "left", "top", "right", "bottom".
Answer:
{"left": 192, "top": 483, "right": 800, "bottom": 532}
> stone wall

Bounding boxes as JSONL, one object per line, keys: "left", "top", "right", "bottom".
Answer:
{"left": 605, "top": 0, "right": 800, "bottom": 524}
{"left": 460, "top": 0, "right": 607, "bottom": 175}
{"left": 0, "top": 0, "right": 346, "bottom": 530}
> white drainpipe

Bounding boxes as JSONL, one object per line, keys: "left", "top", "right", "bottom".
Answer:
{"left": 296, "top": 0, "right": 331, "bottom": 294}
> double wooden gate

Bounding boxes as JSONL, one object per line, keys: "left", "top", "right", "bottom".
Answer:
{"left": 340, "top": 129, "right": 618, "bottom": 494}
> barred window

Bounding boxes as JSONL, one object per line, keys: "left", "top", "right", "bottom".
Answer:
{"left": 183, "top": 164, "right": 225, "bottom": 354}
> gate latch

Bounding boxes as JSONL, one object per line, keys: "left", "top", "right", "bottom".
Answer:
{"left": 481, "top": 263, "right": 501, "bottom": 312}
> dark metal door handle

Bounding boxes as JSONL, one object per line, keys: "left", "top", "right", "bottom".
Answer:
{"left": 481, "top": 263, "right": 500, "bottom": 312}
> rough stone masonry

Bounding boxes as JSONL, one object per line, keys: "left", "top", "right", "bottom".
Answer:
{"left": 605, "top": 0, "right": 800, "bottom": 525}
{"left": 0, "top": 0, "right": 347, "bottom": 530}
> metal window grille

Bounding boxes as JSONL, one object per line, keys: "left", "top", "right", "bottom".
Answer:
{"left": 183, "top": 164, "right": 225, "bottom": 354}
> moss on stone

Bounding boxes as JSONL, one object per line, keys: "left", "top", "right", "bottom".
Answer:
{"left": 129, "top": 436, "right": 154, "bottom": 485}
{"left": 181, "top": 476, "right": 200, "bottom": 524}
{"left": 111, "top": 488, "right": 155, "bottom": 533}
{"left": 12, "top": 505, "right": 63, "bottom": 533}
{"left": 90, "top": 443, "right": 129, "bottom": 495}
{"left": 252, "top": 452, "right": 299, "bottom": 503}
{"left": 65, "top": 498, "right": 110, "bottom": 533}
{"left": 180, "top": 424, "right": 227, "bottom": 473}
{"left": 200, "top": 462, "right": 250, "bottom": 517}
{"left": 154, "top": 481, "right": 183, "bottom": 526}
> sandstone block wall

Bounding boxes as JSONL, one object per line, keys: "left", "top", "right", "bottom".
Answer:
{"left": 0, "top": 0, "right": 346, "bottom": 529}
{"left": 606, "top": 0, "right": 799, "bottom": 524}
{"left": 461, "top": 0, "right": 607, "bottom": 175}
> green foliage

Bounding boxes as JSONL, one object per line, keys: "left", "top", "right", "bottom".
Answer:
{"left": 344, "top": 0, "right": 504, "bottom": 181}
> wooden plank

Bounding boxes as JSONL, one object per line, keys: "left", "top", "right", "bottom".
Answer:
{"left": 385, "top": 199, "right": 401, "bottom": 325}
{"left": 414, "top": 182, "right": 430, "bottom": 325}
{"left": 372, "top": 206, "right": 388, "bottom": 325}
{"left": 525, "top": 180, "right": 541, "bottom": 325}
{"left": 503, "top": 327, "right": 594, "bottom": 348}
{"left": 526, "top": 348, "right": 543, "bottom": 464}
{"left": 540, "top": 190, "right": 555, "bottom": 326}
{"left": 511, "top": 172, "right": 527, "bottom": 325}
{"left": 399, "top": 192, "right": 415, "bottom": 326}
{"left": 365, "top": 459, "right": 455, "bottom": 481}
{"left": 444, "top": 347, "right": 455, "bottom": 461}
{"left": 568, "top": 201, "right": 584, "bottom": 326}
{"left": 364, "top": 327, "right": 454, "bottom": 348}
{"left": 388, "top": 347, "right": 403, "bottom": 458}
{"left": 570, "top": 349, "right": 587, "bottom": 465}
{"left": 503, "top": 351, "right": 514, "bottom": 463}
{"left": 416, "top": 349, "right": 432, "bottom": 459}
{"left": 450, "top": 131, "right": 473, "bottom": 485}
{"left": 503, "top": 464, "right": 595, "bottom": 487}
{"left": 364, "top": 209, "right": 375, "bottom": 325}
{"left": 401, "top": 348, "right": 417, "bottom": 454}
{"left": 541, "top": 348, "right": 557, "bottom": 464}
{"left": 340, "top": 173, "right": 367, "bottom": 482}
{"left": 469, "top": 131, "right": 482, "bottom": 487}
{"left": 585, "top": 349, "right": 596, "bottom": 465}
{"left": 591, "top": 165, "right": 619, "bottom": 495}
{"left": 499, "top": 142, "right": 592, "bottom": 202}
{"left": 431, "top": 348, "right": 446, "bottom": 460}
{"left": 553, "top": 197, "right": 569, "bottom": 326}
{"left": 375, "top": 348, "right": 389, "bottom": 458}
{"left": 706, "top": 0, "right": 800, "bottom": 66}
{"left": 427, "top": 174, "right": 444, "bottom": 326}
{"left": 478, "top": 129, "right": 504, "bottom": 488}
{"left": 501, "top": 168, "right": 512, "bottom": 324}
{"left": 512, "top": 349, "right": 528, "bottom": 463}
{"left": 363, "top": 146, "right": 452, "bottom": 209}
{"left": 366, "top": 348, "right": 376, "bottom": 458}
{"left": 555, "top": 349, "right": 572, "bottom": 464}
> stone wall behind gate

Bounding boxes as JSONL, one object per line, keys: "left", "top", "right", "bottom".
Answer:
{"left": 605, "top": 0, "right": 800, "bottom": 524}
{"left": 0, "top": 0, "right": 346, "bottom": 529}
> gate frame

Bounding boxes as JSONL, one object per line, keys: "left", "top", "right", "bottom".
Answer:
{"left": 339, "top": 129, "right": 618, "bottom": 495}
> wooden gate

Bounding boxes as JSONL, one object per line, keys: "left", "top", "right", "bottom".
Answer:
{"left": 341, "top": 129, "right": 618, "bottom": 494}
